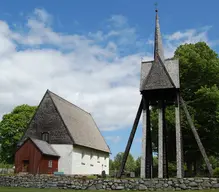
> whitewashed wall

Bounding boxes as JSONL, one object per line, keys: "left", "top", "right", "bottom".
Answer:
{"left": 72, "top": 146, "right": 109, "bottom": 175}
{"left": 51, "top": 144, "right": 73, "bottom": 174}
{"left": 51, "top": 144, "right": 109, "bottom": 175}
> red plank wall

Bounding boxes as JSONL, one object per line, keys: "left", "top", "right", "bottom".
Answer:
{"left": 15, "top": 139, "right": 59, "bottom": 174}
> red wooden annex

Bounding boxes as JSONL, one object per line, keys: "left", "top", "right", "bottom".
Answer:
{"left": 15, "top": 137, "right": 59, "bottom": 174}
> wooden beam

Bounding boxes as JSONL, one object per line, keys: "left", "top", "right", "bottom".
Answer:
{"left": 180, "top": 96, "right": 213, "bottom": 177}
{"left": 163, "top": 101, "right": 168, "bottom": 178}
{"left": 117, "top": 98, "right": 143, "bottom": 178}
{"left": 158, "top": 101, "right": 164, "bottom": 178}
{"left": 175, "top": 92, "right": 184, "bottom": 178}
{"left": 141, "top": 97, "right": 148, "bottom": 178}
{"left": 145, "top": 98, "right": 152, "bottom": 178}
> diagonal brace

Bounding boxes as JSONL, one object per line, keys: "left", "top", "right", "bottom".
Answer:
{"left": 117, "top": 98, "right": 143, "bottom": 178}
{"left": 180, "top": 96, "right": 213, "bottom": 177}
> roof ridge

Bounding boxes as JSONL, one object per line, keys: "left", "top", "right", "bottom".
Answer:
{"left": 47, "top": 89, "right": 91, "bottom": 115}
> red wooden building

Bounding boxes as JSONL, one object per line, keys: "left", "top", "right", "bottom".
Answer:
{"left": 15, "top": 137, "right": 59, "bottom": 174}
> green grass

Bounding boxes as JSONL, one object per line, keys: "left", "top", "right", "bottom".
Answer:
{"left": 0, "top": 188, "right": 219, "bottom": 192}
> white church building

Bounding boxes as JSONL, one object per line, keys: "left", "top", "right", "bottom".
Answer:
{"left": 17, "top": 90, "right": 110, "bottom": 175}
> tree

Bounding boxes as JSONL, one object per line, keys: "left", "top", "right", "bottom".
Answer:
{"left": 109, "top": 159, "right": 115, "bottom": 170}
{"left": 135, "top": 156, "right": 141, "bottom": 176}
{"left": 174, "top": 42, "right": 219, "bottom": 174}
{"left": 174, "top": 42, "right": 219, "bottom": 101}
{"left": 150, "top": 42, "right": 219, "bottom": 176}
{"left": 113, "top": 152, "right": 136, "bottom": 172}
{"left": 0, "top": 104, "right": 37, "bottom": 164}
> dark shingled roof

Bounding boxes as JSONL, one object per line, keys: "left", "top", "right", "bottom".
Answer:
{"left": 31, "top": 138, "right": 59, "bottom": 157}
{"left": 140, "top": 59, "right": 180, "bottom": 91}
{"left": 142, "top": 56, "right": 175, "bottom": 90}
{"left": 48, "top": 90, "right": 110, "bottom": 153}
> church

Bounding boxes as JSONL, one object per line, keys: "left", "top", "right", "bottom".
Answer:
{"left": 15, "top": 90, "right": 110, "bottom": 175}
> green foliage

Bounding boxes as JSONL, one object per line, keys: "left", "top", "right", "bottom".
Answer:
{"left": 110, "top": 152, "right": 161, "bottom": 177}
{"left": 147, "top": 42, "right": 219, "bottom": 176}
{"left": 135, "top": 157, "right": 141, "bottom": 177}
{"left": 113, "top": 152, "right": 136, "bottom": 172}
{"left": 209, "top": 156, "right": 219, "bottom": 169}
{"left": 174, "top": 42, "right": 219, "bottom": 166}
{"left": 168, "top": 162, "right": 176, "bottom": 177}
{"left": 0, "top": 104, "right": 37, "bottom": 164}
{"left": 213, "top": 167, "right": 219, "bottom": 177}
{"left": 174, "top": 42, "right": 219, "bottom": 101}
{"left": 109, "top": 159, "right": 114, "bottom": 170}
{"left": 0, "top": 163, "right": 13, "bottom": 168}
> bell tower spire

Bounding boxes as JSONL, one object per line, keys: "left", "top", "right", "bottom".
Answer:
{"left": 154, "top": 8, "right": 165, "bottom": 62}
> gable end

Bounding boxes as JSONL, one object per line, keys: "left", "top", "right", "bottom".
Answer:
{"left": 20, "top": 90, "right": 74, "bottom": 145}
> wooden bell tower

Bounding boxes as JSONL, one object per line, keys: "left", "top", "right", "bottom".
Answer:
{"left": 139, "top": 9, "right": 183, "bottom": 178}
{"left": 117, "top": 9, "right": 213, "bottom": 179}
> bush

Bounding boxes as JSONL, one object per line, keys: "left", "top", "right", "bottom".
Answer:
{"left": 213, "top": 167, "right": 219, "bottom": 177}
{"left": 0, "top": 163, "right": 13, "bottom": 169}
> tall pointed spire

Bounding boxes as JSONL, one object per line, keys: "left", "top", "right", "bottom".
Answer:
{"left": 154, "top": 9, "right": 165, "bottom": 62}
{"left": 141, "top": 9, "right": 175, "bottom": 90}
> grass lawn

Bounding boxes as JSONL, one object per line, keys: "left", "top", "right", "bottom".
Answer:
{"left": 1, "top": 189, "right": 219, "bottom": 192}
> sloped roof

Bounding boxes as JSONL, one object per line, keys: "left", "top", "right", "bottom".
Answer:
{"left": 31, "top": 138, "right": 59, "bottom": 157}
{"left": 140, "top": 58, "right": 180, "bottom": 91}
{"left": 142, "top": 56, "right": 175, "bottom": 90}
{"left": 48, "top": 90, "right": 110, "bottom": 153}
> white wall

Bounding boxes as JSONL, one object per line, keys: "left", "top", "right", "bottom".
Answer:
{"left": 72, "top": 146, "right": 109, "bottom": 175}
{"left": 51, "top": 144, "right": 73, "bottom": 174}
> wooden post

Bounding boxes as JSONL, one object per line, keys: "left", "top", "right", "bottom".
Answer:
{"left": 163, "top": 103, "right": 168, "bottom": 178}
{"left": 145, "top": 98, "right": 152, "bottom": 178}
{"left": 141, "top": 97, "right": 147, "bottom": 178}
{"left": 175, "top": 93, "right": 183, "bottom": 178}
{"left": 158, "top": 100, "right": 168, "bottom": 178}
{"left": 117, "top": 98, "right": 143, "bottom": 178}
{"left": 158, "top": 101, "right": 163, "bottom": 178}
{"left": 180, "top": 96, "right": 213, "bottom": 177}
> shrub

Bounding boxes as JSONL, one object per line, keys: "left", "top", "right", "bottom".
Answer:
{"left": 213, "top": 167, "right": 219, "bottom": 177}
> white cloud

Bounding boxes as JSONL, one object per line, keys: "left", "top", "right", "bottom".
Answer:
{"left": 108, "top": 15, "right": 128, "bottom": 28}
{"left": 105, "top": 136, "right": 121, "bottom": 144}
{"left": 164, "top": 26, "right": 211, "bottom": 58}
{"left": 89, "top": 14, "right": 137, "bottom": 48}
{"left": 146, "top": 26, "right": 212, "bottom": 59}
{"left": 0, "top": 9, "right": 214, "bottom": 132}
{"left": 0, "top": 9, "right": 142, "bottom": 132}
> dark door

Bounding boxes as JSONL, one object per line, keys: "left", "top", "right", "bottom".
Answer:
{"left": 22, "top": 160, "right": 29, "bottom": 172}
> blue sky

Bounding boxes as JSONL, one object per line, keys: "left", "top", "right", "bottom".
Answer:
{"left": 0, "top": 0, "right": 218, "bottom": 160}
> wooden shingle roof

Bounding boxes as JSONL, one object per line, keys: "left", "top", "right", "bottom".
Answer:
{"left": 48, "top": 90, "right": 110, "bottom": 153}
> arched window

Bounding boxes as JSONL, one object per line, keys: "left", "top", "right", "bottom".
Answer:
{"left": 41, "top": 132, "right": 49, "bottom": 143}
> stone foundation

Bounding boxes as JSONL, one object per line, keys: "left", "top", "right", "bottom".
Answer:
{"left": 0, "top": 175, "right": 219, "bottom": 190}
